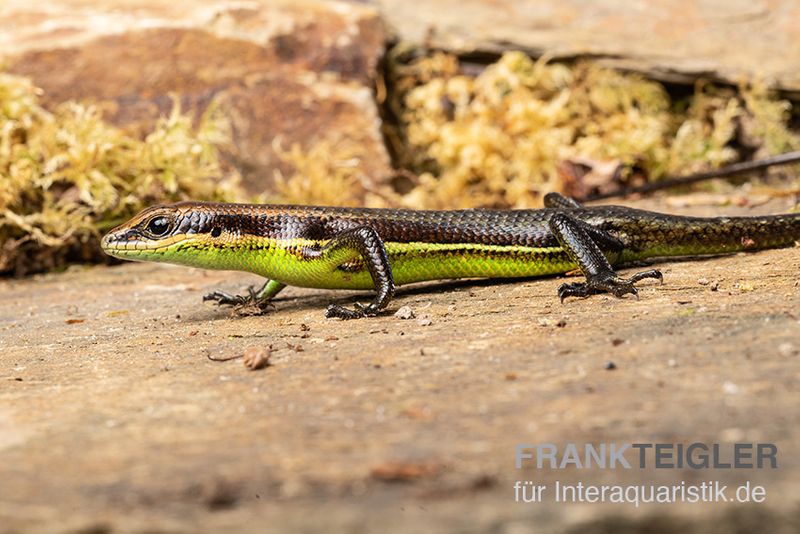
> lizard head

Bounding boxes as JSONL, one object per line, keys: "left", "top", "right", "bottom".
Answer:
{"left": 101, "top": 202, "right": 231, "bottom": 267}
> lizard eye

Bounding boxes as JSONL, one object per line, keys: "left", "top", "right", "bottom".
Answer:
{"left": 145, "top": 216, "right": 172, "bottom": 237}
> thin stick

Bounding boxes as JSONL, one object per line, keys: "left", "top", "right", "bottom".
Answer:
{"left": 582, "top": 151, "right": 800, "bottom": 201}
{"left": 205, "top": 351, "right": 242, "bottom": 362}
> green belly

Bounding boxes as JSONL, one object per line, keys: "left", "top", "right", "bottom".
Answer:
{"left": 250, "top": 241, "right": 578, "bottom": 290}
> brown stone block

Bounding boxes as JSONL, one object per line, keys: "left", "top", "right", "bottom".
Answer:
{"left": 377, "top": 0, "right": 800, "bottom": 93}
{"left": 1, "top": 0, "right": 391, "bottom": 194}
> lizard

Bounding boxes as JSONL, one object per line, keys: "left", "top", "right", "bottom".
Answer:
{"left": 101, "top": 193, "right": 800, "bottom": 319}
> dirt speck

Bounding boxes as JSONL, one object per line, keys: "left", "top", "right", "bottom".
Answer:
{"left": 370, "top": 461, "right": 441, "bottom": 482}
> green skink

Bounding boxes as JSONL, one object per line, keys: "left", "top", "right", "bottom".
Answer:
{"left": 101, "top": 193, "right": 800, "bottom": 319}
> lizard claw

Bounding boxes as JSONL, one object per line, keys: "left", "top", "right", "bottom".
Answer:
{"left": 203, "top": 290, "right": 248, "bottom": 306}
{"left": 558, "top": 282, "right": 592, "bottom": 302}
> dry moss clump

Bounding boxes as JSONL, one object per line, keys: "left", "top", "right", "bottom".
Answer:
{"left": 0, "top": 72, "right": 242, "bottom": 275}
{"left": 385, "top": 47, "right": 800, "bottom": 208}
{"left": 270, "top": 139, "right": 366, "bottom": 207}
{"left": 267, "top": 136, "right": 400, "bottom": 208}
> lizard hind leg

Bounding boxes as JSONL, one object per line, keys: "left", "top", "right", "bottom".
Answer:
{"left": 548, "top": 212, "right": 662, "bottom": 302}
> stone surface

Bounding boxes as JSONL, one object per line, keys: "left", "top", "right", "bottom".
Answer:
{"left": 376, "top": 0, "right": 800, "bottom": 93}
{"left": 1, "top": 197, "right": 799, "bottom": 531}
{"left": 0, "top": 0, "right": 392, "bottom": 194}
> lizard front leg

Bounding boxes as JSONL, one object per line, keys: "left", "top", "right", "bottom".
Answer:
{"left": 301, "top": 226, "right": 395, "bottom": 319}
{"left": 203, "top": 278, "right": 287, "bottom": 312}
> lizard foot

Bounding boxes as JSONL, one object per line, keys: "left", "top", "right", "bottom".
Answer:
{"left": 559, "top": 269, "right": 663, "bottom": 302}
{"left": 203, "top": 286, "right": 273, "bottom": 315}
{"left": 325, "top": 302, "right": 380, "bottom": 320}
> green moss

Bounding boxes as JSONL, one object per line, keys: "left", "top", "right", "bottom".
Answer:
{"left": 0, "top": 72, "right": 242, "bottom": 275}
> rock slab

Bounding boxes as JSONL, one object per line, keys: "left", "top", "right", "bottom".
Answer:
{"left": 1, "top": 198, "right": 799, "bottom": 531}
{"left": 0, "top": 0, "right": 392, "bottom": 194}
{"left": 377, "top": 0, "right": 800, "bottom": 92}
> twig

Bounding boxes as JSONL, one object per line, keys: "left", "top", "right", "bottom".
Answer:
{"left": 581, "top": 151, "right": 800, "bottom": 202}
{"left": 205, "top": 350, "right": 242, "bottom": 362}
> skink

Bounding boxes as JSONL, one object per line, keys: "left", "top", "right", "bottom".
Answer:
{"left": 101, "top": 193, "right": 800, "bottom": 319}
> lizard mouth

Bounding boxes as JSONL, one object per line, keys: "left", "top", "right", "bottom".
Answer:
{"left": 101, "top": 231, "right": 188, "bottom": 256}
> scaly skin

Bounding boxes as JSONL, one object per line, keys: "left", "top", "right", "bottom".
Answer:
{"left": 101, "top": 196, "right": 800, "bottom": 317}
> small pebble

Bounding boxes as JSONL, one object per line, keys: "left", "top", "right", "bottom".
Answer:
{"left": 778, "top": 342, "right": 797, "bottom": 357}
{"left": 611, "top": 338, "right": 624, "bottom": 346}
{"left": 243, "top": 346, "right": 272, "bottom": 370}
{"left": 604, "top": 361, "right": 617, "bottom": 370}
{"left": 556, "top": 318, "right": 567, "bottom": 328}
{"left": 417, "top": 315, "right": 433, "bottom": 326}
{"left": 667, "top": 358, "right": 678, "bottom": 368}
{"left": 394, "top": 306, "right": 415, "bottom": 320}
{"left": 722, "top": 381, "right": 740, "bottom": 395}
{"left": 697, "top": 278, "right": 710, "bottom": 286}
